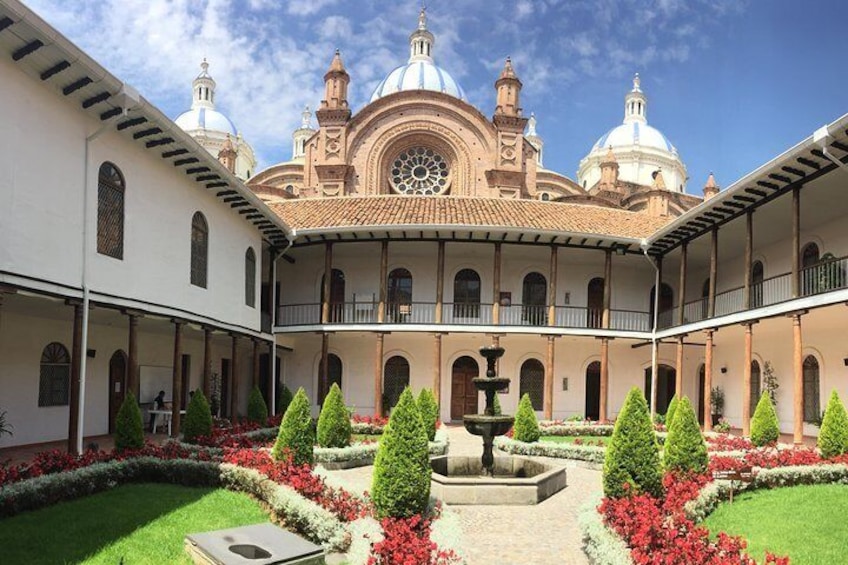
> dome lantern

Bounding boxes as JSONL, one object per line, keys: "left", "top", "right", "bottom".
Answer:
{"left": 409, "top": 8, "right": 435, "bottom": 62}
{"left": 623, "top": 73, "right": 647, "bottom": 124}
{"left": 192, "top": 59, "right": 216, "bottom": 110}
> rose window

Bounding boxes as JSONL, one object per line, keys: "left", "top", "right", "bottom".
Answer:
{"left": 389, "top": 147, "right": 450, "bottom": 195}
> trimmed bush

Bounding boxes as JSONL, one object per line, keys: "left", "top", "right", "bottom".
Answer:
{"left": 371, "top": 388, "right": 431, "bottom": 518}
{"left": 247, "top": 386, "right": 269, "bottom": 424}
{"left": 513, "top": 393, "right": 541, "bottom": 443}
{"left": 750, "top": 391, "right": 780, "bottom": 447}
{"left": 416, "top": 388, "right": 439, "bottom": 441}
{"left": 277, "top": 383, "right": 294, "bottom": 416}
{"left": 665, "top": 395, "right": 679, "bottom": 428}
{"left": 114, "top": 391, "right": 144, "bottom": 451}
{"left": 316, "top": 383, "right": 351, "bottom": 448}
{"left": 663, "top": 396, "right": 708, "bottom": 474}
{"left": 183, "top": 389, "right": 213, "bottom": 444}
{"left": 272, "top": 387, "right": 315, "bottom": 465}
{"left": 602, "top": 387, "right": 662, "bottom": 498}
{"left": 818, "top": 390, "right": 848, "bottom": 458}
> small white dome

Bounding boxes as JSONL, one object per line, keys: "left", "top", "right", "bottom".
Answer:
{"left": 592, "top": 122, "right": 676, "bottom": 154}
{"left": 370, "top": 60, "right": 466, "bottom": 102}
{"left": 174, "top": 107, "right": 237, "bottom": 135}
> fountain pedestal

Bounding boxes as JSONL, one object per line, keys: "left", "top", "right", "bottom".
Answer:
{"left": 462, "top": 346, "right": 512, "bottom": 476}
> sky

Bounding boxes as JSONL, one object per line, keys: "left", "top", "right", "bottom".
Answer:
{"left": 24, "top": 0, "right": 848, "bottom": 196}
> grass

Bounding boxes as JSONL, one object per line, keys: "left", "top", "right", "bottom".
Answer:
{"left": 701, "top": 484, "right": 848, "bottom": 564}
{"left": 352, "top": 433, "right": 382, "bottom": 443}
{"left": 0, "top": 483, "right": 268, "bottom": 564}
{"left": 540, "top": 435, "right": 609, "bottom": 446}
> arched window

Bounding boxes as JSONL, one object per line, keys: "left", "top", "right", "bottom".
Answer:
{"left": 453, "top": 269, "right": 481, "bottom": 318}
{"left": 801, "top": 243, "right": 821, "bottom": 296}
{"left": 587, "top": 277, "right": 604, "bottom": 328}
{"left": 39, "top": 342, "right": 71, "bottom": 407}
{"left": 245, "top": 248, "right": 256, "bottom": 307}
{"left": 388, "top": 268, "right": 413, "bottom": 321}
{"left": 320, "top": 269, "right": 345, "bottom": 322}
{"left": 318, "top": 353, "right": 343, "bottom": 406}
{"left": 190, "top": 212, "right": 208, "bottom": 288}
{"left": 649, "top": 283, "right": 674, "bottom": 327}
{"left": 383, "top": 356, "right": 410, "bottom": 414}
{"left": 541, "top": 193, "right": 550, "bottom": 201}
{"left": 522, "top": 272, "right": 547, "bottom": 325}
{"left": 803, "top": 355, "right": 820, "bottom": 422}
{"left": 750, "top": 360, "right": 761, "bottom": 416}
{"left": 519, "top": 359, "right": 545, "bottom": 411}
{"left": 97, "top": 162, "right": 125, "bottom": 259}
{"left": 751, "top": 261, "right": 764, "bottom": 308}
{"left": 802, "top": 243, "right": 820, "bottom": 268}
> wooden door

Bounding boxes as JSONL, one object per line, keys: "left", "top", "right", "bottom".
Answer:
{"left": 108, "top": 350, "right": 127, "bottom": 434}
{"left": 221, "top": 358, "right": 231, "bottom": 418}
{"left": 450, "top": 356, "right": 479, "bottom": 420}
{"left": 585, "top": 361, "right": 601, "bottom": 421}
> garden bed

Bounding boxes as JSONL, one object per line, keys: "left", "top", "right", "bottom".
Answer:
{"left": 316, "top": 426, "right": 449, "bottom": 470}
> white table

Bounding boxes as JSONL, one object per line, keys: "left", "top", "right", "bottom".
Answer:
{"left": 148, "top": 409, "right": 186, "bottom": 436}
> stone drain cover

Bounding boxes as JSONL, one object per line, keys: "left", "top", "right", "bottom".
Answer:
{"left": 185, "top": 523, "right": 325, "bottom": 565}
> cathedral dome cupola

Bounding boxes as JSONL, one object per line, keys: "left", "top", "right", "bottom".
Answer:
{"left": 175, "top": 59, "right": 237, "bottom": 135}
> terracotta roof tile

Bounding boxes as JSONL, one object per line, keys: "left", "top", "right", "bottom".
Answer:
{"left": 268, "top": 196, "right": 672, "bottom": 239}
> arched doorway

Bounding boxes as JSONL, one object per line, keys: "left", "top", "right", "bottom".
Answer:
{"left": 587, "top": 277, "right": 604, "bottom": 328}
{"left": 644, "top": 363, "right": 676, "bottom": 415}
{"left": 383, "top": 356, "right": 410, "bottom": 414}
{"left": 318, "top": 353, "right": 342, "bottom": 406}
{"left": 519, "top": 359, "right": 545, "bottom": 411}
{"left": 450, "top": 356, "right": 479, "bottom": 420}
{"left": 387, "top": 268, "right": 413, "bottom": 322}
{"left": 751, "top": 261, "right": 764, "bottom": 308}
{"left": 108, "top": 350, "right": 127, "bottom": 433}
{"left": 585, "top": 361, "right": 601, "bottom": 421}
{"left": 522, "top": 272, "right": 547, "bottom": 325}
{"left": 453, "top": 269, "right": 481, "bottom": 318}
{"left": 321, "top": 269, "right": 345, "bottom": 322}
{"left": 750, "top": 360, "right": 761, "bottom": 416}
{"left": 697, "top": 364, "right": 706, "bottom": 425}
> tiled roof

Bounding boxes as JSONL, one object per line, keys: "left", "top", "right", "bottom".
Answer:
{"left": 268, "top": 196, "right": 672, "bottom": 239}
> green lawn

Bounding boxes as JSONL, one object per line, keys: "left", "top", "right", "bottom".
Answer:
{"left": 540, "top": 435, "right": 609, "bottom": 446}
{"left": 701, "top": 484, "right": 848, "bottom": 564}
{"left": 0, "top": 483, "right": 268, "bottom": 564}
{"left": 352, "top": 433, "right": 382, "bottom": 443}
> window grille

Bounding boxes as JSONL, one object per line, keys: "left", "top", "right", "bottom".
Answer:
{"left": 245, "top": 248, "right": 256, "bottom": 307}
{"left": 38, "top": 342, "right": 71, "bottom": 407}
{"left": 383, "top": 356, "right": 410, "bottom": 412}
{"left": 453, "top": 269, "right": 481, "bottom": 318}
{"left": 519, "top": 359, "right": 545, "bottom": 411}
{"left": 803, "top": 356, "right": 820, "bottom": 422}
{"left": 97, "top": 162, "right": 124, "bottom": 259}
{"left": 191, "top": 212, "right": 208, "bottom": 288}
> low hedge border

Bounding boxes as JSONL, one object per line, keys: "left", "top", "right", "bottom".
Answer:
{"left": 578, "top": 493, "right": 632, "bottom": 565}
{"left": 351, "top": 422, "right": 384, "bottom": 436}
{"left": 494, "top": 436, "right": 605, "bottom": 466}
{"left": 316, "top": 426, "right": 449, "bottom": 470}
{"left": 539, "top": 424, "right": 615, "bottom": 437}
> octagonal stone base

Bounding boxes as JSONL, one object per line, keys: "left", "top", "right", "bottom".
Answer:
{"left": 430, "top": 455, "right": 567, "bottom": 505}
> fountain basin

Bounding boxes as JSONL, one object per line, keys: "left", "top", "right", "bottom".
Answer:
{"left": 430, "top": 455, "right": 566, "bottom": 505}
{"left": 462, "top": 414, "right": 514, "bottom": 437}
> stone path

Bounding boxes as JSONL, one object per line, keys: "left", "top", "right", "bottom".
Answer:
{"left": 323, "top": 425, "right": 602, "bottom": 565}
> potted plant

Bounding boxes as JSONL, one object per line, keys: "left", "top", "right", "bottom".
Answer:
{"left": 0, "top": 409, "right": 13, "bottom": 439}
{"left": 710, "top": 386, "right": 725, "bottom": 426}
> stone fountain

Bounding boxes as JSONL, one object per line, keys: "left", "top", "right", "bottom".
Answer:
{"left": 429, "top": 345, "right": 567, "bottom": 505}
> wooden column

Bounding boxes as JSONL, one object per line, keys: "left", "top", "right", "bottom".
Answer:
{"left": 599, "top": 337, "right": 609, "bottom": 422}
{"left": 378, "top": 241, "right": 388, "bottom": 323}
{"left": 492, "top": 243, "right": 502, "bottom": 324}
{"left": 230, "top": 334, "right": 239, "bottom": 419}
{"left": 742, "top": 323, "right": 753, "bottom": 436}
{"left": 267, "top": 248, "right": 278, "bottom": 327}
{"left": 252, "top": 339, "right": 260, "bottom": 389}
{"left": 171, "top": 320, "right": 184, "bottom": 438}
{"left": 435, "top": 241, "right": 445, "bottom": 324}
{"left": 320, "top": 332, "right": 329, "bottom": 402}
{"left": 433, "top": 333, "right": 442, "bottom": 406}
{"left": 202, "top": 327, "right": 212, "bottom": 399}
{"left": 127, "top": 314, "right": 140, "bottom": 398}
{"left": 793, "top": 313, "right": 804, "bottom": 444}
{"left": 68, "top": 302, "right": 84, "bottom": 454}
{"left": 791, "top": 187, "right": 800, "bottom": 298}
{"left": 321, "top": 242, "right": 333, "bottom": 324}
{"left": 374, "top": 333, "right": 384, "bottom": 417}
{"left": 708, "top": 227, "right": 718, "bottom": 318}
{"left": 602, "top": 249, "right": 612, "bottom": 329}
{"left": 548, "top": 246, "right": 558, "bottom": 327}
{"left": 743, "top": 211, "right": 753, "bottom": 308}
{"left": 544, "top": 336, "right": 555, "bottom": 419}
{"left": 267, "top": 340, "right": 276, "bottom": 413}
{"left": 678, "top": 243, "right": 687, "bottom": 325}
{"left": 675, "top": 336, "right": 684, "bottom": 397}
{"left": 703, "top": 330, "right": 714, "bottom": 432}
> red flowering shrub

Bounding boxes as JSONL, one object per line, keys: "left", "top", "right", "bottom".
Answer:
{"left": 352, "top": 414, "right": 389, "bottom": 427}
{"left": 706, "top": 435, "right": 754, "bottom": 452}
{"left": 367, "top": 514, "right": 461, "bottom": 565}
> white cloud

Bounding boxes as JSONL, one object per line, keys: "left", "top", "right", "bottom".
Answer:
{"left": 286, "top": 0, "right": 339, "bottom": 17}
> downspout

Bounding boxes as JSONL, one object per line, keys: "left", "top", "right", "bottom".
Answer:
{"left": 641, "top": 239, "right": 660, "bottom": 420}
{"left": 269, "top": 232, "right": 296, "bottom": 415}
{"left": 814, "top": 126, "right": 848, "bottom": 175}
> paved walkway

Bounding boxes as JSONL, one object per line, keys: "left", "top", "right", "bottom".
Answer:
{"left": 323, "top": 425, "right": 600, "bottom": 565}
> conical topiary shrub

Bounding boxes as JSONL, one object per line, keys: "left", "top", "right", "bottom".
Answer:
{"left": 603, "top": 387, "right": 662, "bottom": 498}
{"left": 371, "top": 387, "right": 431, "bottom": 518}
{"left": 114, "top": 391, "right": 144, "bottom": 451}
{"left": 818, "top": 390, "right": 848, "bottom": 458}
{"left": 183, "top": 389, "right": 213, "bottom": 444}
{"left": 272, "top": 387, "right": 315, "bottom": 465}
{"left": 665, "top": 395, "right": 679, "bottom": 429}
{"left": 750, "top": 391, "right": 780, "bottom": 447}
{"left": 663, "top": 396, "right": 708, "bottom": 474}
{"left": 247, "top": 385, "right": 269, "bottom": 425}
{"left": 513, "top": 393, "right": 540, "bottom": 443}
{"left": 277, "top": 383, "right": 293, "bottom": 416}
{"left": 416, "top": 388, "right": 439, "bottom": 441}
{"left": 317, "top": 382, "right": 351, "bottom": 448}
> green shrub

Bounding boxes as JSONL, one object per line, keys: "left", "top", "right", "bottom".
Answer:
{"left": 371, "top": 388, "right": 431, "bottom": 518}
{"left": 114, "top": 391, "right": 144, "bottom": 451}
{"left": 247, "top": 386, "right": 269, "bottom": 424}
{"left": 416, "top": 388, "right": 439, "bottom": 441}
{"left": 750, "top": 391, "right": 780, "bottom": 447}
{"left": 665, "top": 395, "right": 679, "bottom": 428}
{"left": 513, "top": 393, "right": 540, "bottom": 443}
{"left": 818, "top": 390, "right": 848, "bottom": 458}
{"left": 182, "top": 389, "right": 213, "bottom": 444}
{"left": 316, "top": 383, "right": 351, "bottom": 448}
{"left": 277, "top": 383, "right": 293, "bottom": 416}
{"left": 603, "top": 387, "right": 662, "bottom": 498}
{"left": 663, "top": 396, "right": 708, "bottom": 474}
{"left": 272, "top": 387, "right": 315, "bottom": 465}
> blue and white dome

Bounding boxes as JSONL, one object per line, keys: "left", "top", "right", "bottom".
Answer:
{"left": 175, "top": 107, "right": 237, "bottom": 135}
{"left": 592, "top": 121, "right": 676, "bottom": 153}
{"left": 369, "top": 8, "right": 466, "bottom": 103}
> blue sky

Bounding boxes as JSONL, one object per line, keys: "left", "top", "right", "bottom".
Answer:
{"left": 26, "top": 0, "right": 848, "bottom": 195}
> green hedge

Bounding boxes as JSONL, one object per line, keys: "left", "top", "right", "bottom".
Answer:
{"left": 665, "top": 395, "right": 679, "bottom": 429}
{"left": 603, "top": 387, "right": 661, "bottom": 498}
{"left": 663, "top": 396, "right": 708, "bottom": 474}
{"left": 416, "top": 388, "right": 439, "bottom": 442}
{"left": 183, "top": 389, "right": 213, "bottom": 444}
{"left": 247, "top": 386, "right": 269, "bottom": 424}
{"left": 316, "top": 383, "right": 351, "bottom": 448}
{"left": 819, "top": 390, "right": 848, "bottom": 458}
{"left": 114, "top": 391, "right": 144, "bottom": 452}
{"left": 272, "top": 387, "right": 315, "bottom": 465}
{"left": 513, "top": 393, "right": 541, "bottom": 443}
